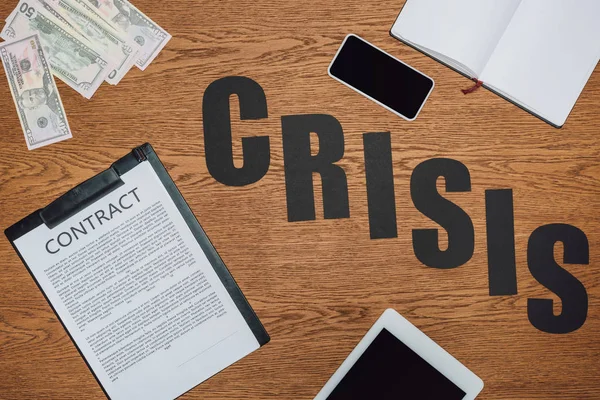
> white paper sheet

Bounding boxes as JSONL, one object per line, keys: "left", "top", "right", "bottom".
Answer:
{"left": 480, "top": 0, "right": 600, "bottom": 126}
{"left": 391, "top": 0, "right": 522, "bottom": 77}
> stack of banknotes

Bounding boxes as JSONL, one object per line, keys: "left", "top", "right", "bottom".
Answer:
{"left": 0, "top": 0, "right": 171, "bottom": 150}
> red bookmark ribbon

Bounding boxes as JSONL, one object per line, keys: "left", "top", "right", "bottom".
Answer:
{"left": 461, "top": 78, "right": 483, "bottom": 94}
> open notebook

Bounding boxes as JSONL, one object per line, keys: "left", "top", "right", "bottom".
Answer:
{"left": 391, "top": 0, "right": 600, "bottom": 127}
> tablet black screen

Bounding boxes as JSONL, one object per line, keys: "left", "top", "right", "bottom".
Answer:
{"left": 326, "top": 328, "right": 466, "bottom": 400}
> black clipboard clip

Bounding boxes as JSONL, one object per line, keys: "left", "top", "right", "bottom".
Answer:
{"left": 39, "top": 145, "right": 151, "bottom": 229}
{"left": 40, "top": 168, "right": 124, "bottom": 229}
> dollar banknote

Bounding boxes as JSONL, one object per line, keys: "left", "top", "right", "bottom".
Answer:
{"left": 29, "top": 0, "right": 74, "bottom": 28}
{"left": 40, "top": 0, "right": 140, "bottom": 84}
{"left": 6, "top": 9, "right": 17, "bottom": 22}
{"left": 0, "top": 34, "right": 72, "bottom": 150}
{"left": 1, "top": 0, "right": 114, "bottom": 98}
{"left": 82, "top": 0, "right": 170, "bottom": 70}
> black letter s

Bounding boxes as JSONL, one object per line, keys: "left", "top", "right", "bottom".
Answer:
{"left": 528, "top": 224, "right": 588, "bottom": 334}
{"left": 411, "top": 158, "right": 474, "bottom": 269}
{"left": 203, "top": 76, "right": 270, "bottom": 186}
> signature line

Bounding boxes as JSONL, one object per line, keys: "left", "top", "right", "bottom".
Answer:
{"left": 177, "top": 330, "right": 240, "bottom": 368}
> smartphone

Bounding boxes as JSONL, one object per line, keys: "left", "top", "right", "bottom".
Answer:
{"left": 328, "top": 34, "right": 434, "bottom": 121}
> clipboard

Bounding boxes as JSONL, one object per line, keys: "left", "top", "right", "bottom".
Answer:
{"left": 5, "top": 143, "right": 269, "bottom": 400}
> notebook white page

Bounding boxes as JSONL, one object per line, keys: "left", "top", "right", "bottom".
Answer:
{"left": 391, "top": 0, "right": 522, "bottom": 77}
{"left": 480, "top": 0, "right": 600, "bottom": 127}
{"left": 13, "top": 161, "right": 259, "bottom": 400}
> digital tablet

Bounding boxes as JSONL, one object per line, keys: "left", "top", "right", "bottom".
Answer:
{"left": 314, "top": 309, "right": 484, "bottom": 400}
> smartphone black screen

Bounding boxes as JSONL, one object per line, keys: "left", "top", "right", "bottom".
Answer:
{"left": 329, "top": 35, "right": 434, "bottom": 120}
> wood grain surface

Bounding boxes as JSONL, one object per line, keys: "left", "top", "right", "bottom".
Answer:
{"left": 1, "top": 1, "right": 599, "bottom": 399}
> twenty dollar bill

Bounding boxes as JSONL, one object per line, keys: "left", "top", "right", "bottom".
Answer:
{"left": 0, "top": 34, "right": 72, "bottom": 150}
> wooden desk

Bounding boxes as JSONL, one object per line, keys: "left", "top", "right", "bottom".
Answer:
{"left": 0, "top": 1, "right": 598, "bottom": 398}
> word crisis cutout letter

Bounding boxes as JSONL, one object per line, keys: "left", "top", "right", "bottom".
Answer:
{"left": 363, "top": 132, "right": 397, "bottom": 239}
{"left": 203, "top": 76, "right": 270, "bottom": 186}
{"left": 527, "top": 224, "right": 589, "bottom": 334}
{"left": 281, "top": 114, "right": 349, "bottom": 222}
{"left": 411, "top": 158, "right": 475, "bottom": 269}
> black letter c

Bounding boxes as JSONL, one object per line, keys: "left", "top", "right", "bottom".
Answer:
{"left": 119, "top": 193, "right": 132, "bottom": 209}
{"left": 203, "top": 76, "right": 270, "bottom": 186}
{"left": 46, "top": 239, "right": 60, "bottom": 254}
